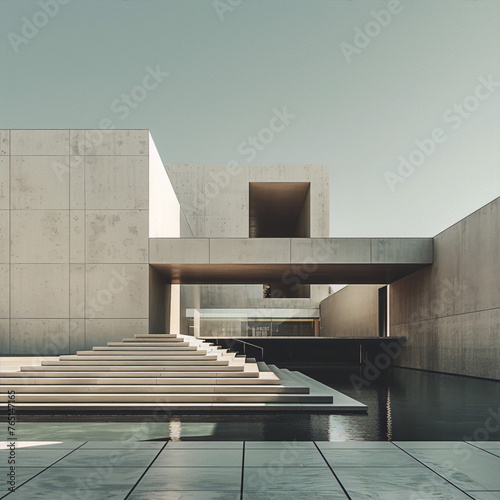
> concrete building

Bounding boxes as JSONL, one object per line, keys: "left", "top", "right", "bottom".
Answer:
{"left": 0, "top": 129, "right": 497, "bottom": 381}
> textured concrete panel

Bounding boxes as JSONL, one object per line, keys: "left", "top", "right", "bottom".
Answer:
{"left": 0, "top": 265, "right": 9, "bottom": 318}
{"left": 11, "top": 130, "right": 69, "bottom": 155}
{"left": 0, "top": 319, "right": 9, "bottom": 353}
{"left": 431, "top": 222, "right": 464, "bottom": 317}
{"left": 210, "top": 238, "right": 290, "bottom": 264}
{"left": 84, "top": 130, "right": 148, "bottom": 155}
{"left": 291, "top": 238, "right": 371, "bottom": 264}
{"left": 69, "top": 319, "right": 85, "bottom": 353}
{"left": 0, "top": 130, "right": 9, "bottom": 155}
{"left": 0, "top": 156, "right": 9, "bottom": 209}
{"left": 69, "top": 264, "right": 85, "bottom": 318}
{"left": 69, "top": 155, "right": 84, "bottom": 209}
{"left": 462, "top": 200, "right": 500, "bottom": 313}
{"left": 389, "top": 266, "right": 433, "bottom": 325}
{"left": 11, "top": 264, "right": 69, "bottom": 318}
{"left": 320, "top": 285, "right": 381, "bottom": 337}
{"left": 86, "top": 210, "right": 148, "bottom": 263}
{"left": 11, "top": 319, "right": 69, "bottom": 355}
{"left": 85, "top": 156, "right": 149, "bottom": 209}
{"left": 390, "top": 196, "right": 500, "bottom": 379}
{"left": 11, "top": 156, "right": 69, "bottom": 209}
{"left": 371, "top": 239, "right": 433, "bottom": 264}
{"left": 150, "top": 238, "right": 209, "bottom": 264}
{"left": 85, "top": 264, "right": 148, "bottom": 318}
{"left": 70, "top": 210, "right": 85, "bottom": 263}
{"left": 0, "top": 210, "right": 8, "bottom": 263}
{"left": 10, "top": 210, "right": 69, "bottom": 263}
{"left": 85, "top": 319, "right": 148, "bottom": 347}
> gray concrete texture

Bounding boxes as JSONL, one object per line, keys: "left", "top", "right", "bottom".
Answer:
{"left": 390, "top": 197, "right": 500, "bottom": 379}
{"left": 320, "top": 285, "right": 383, "bottom": 338}
{"left": 0, "top": 130, "right": 153, "bottom": 354}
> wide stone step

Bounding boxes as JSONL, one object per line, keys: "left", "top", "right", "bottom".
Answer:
{"left": 134, "top": 334, "right": 178, "bottom": 338}
{"left": 0, "top": 393, "right": 331, "bottom": 403}
{"left": 94, "top": 346, "right": 201, "bottom": 351}
{"left": 0, "top": 376, "right": 280, "bottom": 385}
{"left": 3, "top": 384, "right": 308, "bottom": 394}
{"left": 107, "top": 342, "right": 193, "bottom": 347}
{"left": 0, "top": 370, "right": 259, "bottom": 378}
{"left": 50, "top": 359, "right": 227, "bottom": 365}
{"left": 21, "top": 364, "right": 243, "bottom": 372}
{"left": 121, "top": 338, "right": 187, "bottom": 343}
{"left": 59, "top": 351, "right": 219, "bottom": 362}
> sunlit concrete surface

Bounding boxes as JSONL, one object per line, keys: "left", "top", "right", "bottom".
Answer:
{"left": 0, "top": 440, "right": 498, "bottom": 499}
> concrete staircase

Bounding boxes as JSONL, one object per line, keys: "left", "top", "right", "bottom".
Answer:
{"left": 0, "top": 333, "right": 366, "bottom": 411}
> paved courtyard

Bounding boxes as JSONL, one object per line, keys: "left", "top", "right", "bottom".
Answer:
{"left": 1, "top": 440, "right": 499, "bottom": 499}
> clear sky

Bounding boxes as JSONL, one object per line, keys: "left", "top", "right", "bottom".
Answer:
{"left": 1, "top": 0, "right": 499, "bottom": 237}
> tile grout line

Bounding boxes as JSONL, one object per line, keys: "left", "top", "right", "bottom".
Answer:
{"left": 391, "top": 442, "right": 476, "bottom": 499}
{"left": 240, "top": 441, "right": 245, "bottom": 500}
{"left": 313, "top": 441, "right": 352, "bottom": 500}
{"left": 0, "top": 441, "right": 88, "bottom": 498}
{"left": 123, "top": 440, "right": 169, "bottom": 500}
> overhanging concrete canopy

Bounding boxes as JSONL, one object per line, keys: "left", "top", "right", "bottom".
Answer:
{"left": 149, "top": 237, "right": 433, "bottom": 284}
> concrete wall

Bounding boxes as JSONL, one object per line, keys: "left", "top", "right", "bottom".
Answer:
{"left": 390, "top": 196, "right": 500, "bottom": 380}
{"left": 0, "top": 129, "right": 154, "bottom": 354}
{"left": 319, "top": 285, "right": 383, "bottom": 338}
{"left": 165, "top": 164, "right": 329, "bottom": 238}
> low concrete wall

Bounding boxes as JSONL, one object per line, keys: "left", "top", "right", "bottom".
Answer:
{"left": 320, "top": 285, "right": 382, "bottom": 338}
{"left": 390, "top": 196, "right": 500, "bottom": 380}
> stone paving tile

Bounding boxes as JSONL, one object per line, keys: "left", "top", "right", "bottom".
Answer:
{"left": 80, "top": 440, "right": 164, "bottom": 450}
{"left": 165, "top": 441, "right": 243, "bottom": 449}
{"left": 129, "top": 491, "right": 240, "bottom": 500}
{"left": 316, "top": 441, "right": 396, "bottom": 450}
{"left": 404, "top": 447, "right": 500, "bottom": 491}
{"left": 334, "top": 466, "right": 473, "bottom": 500}
{"left": 153, "top": 449, "right": 242, "bottom": 467}
{"left": 135, "top": 466, "right": 242, "bottom": 492}
{"left": 243, "top": 466, "right": 344, "bottom": 492}
{"left": 245, "top": 441, "right": 316, "bottom": 449}
{"left": 53, "top": 447, "right": 159, "bottom": 468}
{"left": 395, "top": 441, "right": 476, "bottom": 449}
{"left": 245, "top": 448, "right": 326, "bottom": 467}
{"left": 243, "top": 491, "right": 348, "bottom": 500}
{"left": 1, "top": 466, "right": 143, "bottom": 500}
{"left": 321, "top": 448, "right": 422, "bottom": 468}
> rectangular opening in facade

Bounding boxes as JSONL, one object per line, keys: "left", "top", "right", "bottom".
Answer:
{"left": 249, "top": 182, "right": 310, "bottom": 237}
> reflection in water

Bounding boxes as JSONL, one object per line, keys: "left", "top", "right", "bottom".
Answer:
{"left": 4, "top": 367, "right": 499, "bottom": 442}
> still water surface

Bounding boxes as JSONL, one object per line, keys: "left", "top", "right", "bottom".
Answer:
{"left": 6, "top": 367, "right": 499, "bottom": 442}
